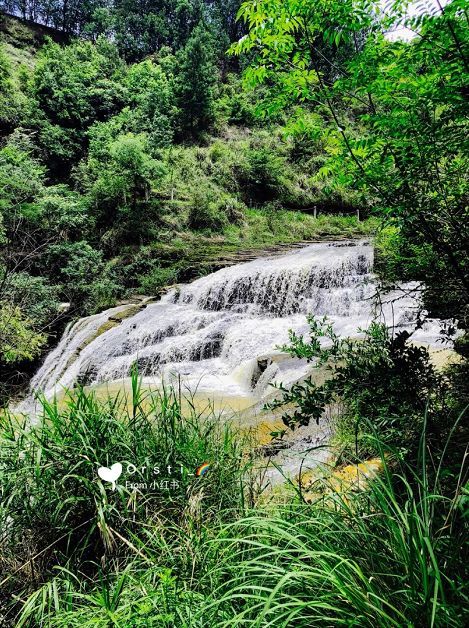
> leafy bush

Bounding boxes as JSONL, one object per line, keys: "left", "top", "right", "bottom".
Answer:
{"left": 26, "top": 38, "right": 127, "bottom": 173}
{"left": 214, "top": 73, "right": 257, "bottom": 128}
{"left": 0, "top": 303, "right": 46, "bottom": 364}
{"left": 187, "top": 182, "right": 230, "bottom": 232}
{"left": 268, "top": 317, "right": 448, "bottom": 458}
{"left": 0, "top": 133, "right": 45, "bottom": 220}
{"left": 138, "top": 265, "right": 179, "bottom": 294}
{"left": 80, "top": 131, "right": 166, "bottom": 244}
{"left": 32, "top": 185, "right": 93, "bottom": 240}
{"left": 236, "top": 145, "right": 287, "bottom": 205}
{"left": 45, "top": 241, "right": 108, "bottom": 311}
{"left": 125, "top": 57, "right": 176, "bottom": 146}
{"left": 2, "top": 272, "right": 60, "bottom": 328}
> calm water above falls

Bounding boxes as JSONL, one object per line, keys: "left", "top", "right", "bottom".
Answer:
{"left": 27, "top": 240, "right": 447, "bottom": 410}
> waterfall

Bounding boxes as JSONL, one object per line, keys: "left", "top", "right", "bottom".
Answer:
{"left": 26, "top": 240, "right": 446, "bottom": 407}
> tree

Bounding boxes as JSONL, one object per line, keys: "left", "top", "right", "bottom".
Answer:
{"left": 233, "top": 0, "right": 468, "bottom": 324}
{"left": 111, "top": 0, "right": 203, "bottom": 60}
{"left": 237, "top": 144, "right": 286, "bottom": 205}
{"left": 26, "top": 37, "right": 127, "bottom": 175}
{"left": 0, "top": 303, "right": 46, "bottom": 364}
{"left": 175, "top": 22, "right": 218, "bottom": 138}
{"left": 80, "top": 131, "right": 166, "bottom": 243}
{"left": 125, "top": 58, "right": 176, "bottom": 146}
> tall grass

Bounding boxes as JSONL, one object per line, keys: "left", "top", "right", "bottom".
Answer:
{"left": 1, "top": 381, "right": 467, "bottom": 627}
{"left": 0, "top": 375, "right": 253, "bottom": 625}
{"left": 202, "top": 423, "right": 469, "bottom": 627}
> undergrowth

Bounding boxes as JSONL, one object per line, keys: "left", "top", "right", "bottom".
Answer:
{"left": 0, "top": 376, "right": 467, "bottom": 627}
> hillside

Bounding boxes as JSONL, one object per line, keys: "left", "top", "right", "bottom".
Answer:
{"left": 0, "top": 2, "right": 467, "bottom": 626}
{"left": 0, "top": 13, "right": 372, "bottom": 403}
{"left": 0, "top": 12, "right": 67, "bottom": 69}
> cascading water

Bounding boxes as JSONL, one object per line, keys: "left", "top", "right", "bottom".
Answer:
{"left": 26, "top": 240, "right": 447, "bottom": 411}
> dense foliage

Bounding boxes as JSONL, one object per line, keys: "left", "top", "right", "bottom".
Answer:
{"left": 0, "top": 0, "right": 468, "bottom": 625}
{"left": 0, "top": 0, "right": 244, "bottom": 60}
{"left": 0, "top": 9, "right": 368, "bottom": 402}
{"left": 233, "top": 0, "right": 468, "bottom": 325}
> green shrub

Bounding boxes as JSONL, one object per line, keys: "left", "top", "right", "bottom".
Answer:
{"left": 236, "top": 146, "right": 287, "bottom": 205}
{"left": 43, "top": 241, "right": 120, "bottom": 313}
{"left": 214, "top": 73, "right": 257, "bottom": 128}
{"left": 46, "top": 241, "right": 104, "bottom": 304}
{"left": 0, "top": 303, "right": 46, "bottom": 364}
{"left": 268, "top": 317, "right": 448, "bottom": 459}
{"left": 187, "top": 183, "right": 229, "bottom": 232}
{"left": 138, "top": 265, "right": 179, "bottom": 294}
{"left": 2, "top": 272, "right": 60, "bottom": 329}
{"left": 26, "top": 38, "right": 127, "bottom": 173}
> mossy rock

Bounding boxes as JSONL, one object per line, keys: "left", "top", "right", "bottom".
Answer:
{"left": 108, "top": 303, "right": 144, "bottom": 323}
{"left": 96, "top": 320, "right": 120, "bottom": 336}
{"left": 55, "top": 304, "right": 145, "bottom": 382}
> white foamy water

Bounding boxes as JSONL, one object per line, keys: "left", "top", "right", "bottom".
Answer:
{"left": 25, "top": 240, "right": 448, "bottom": 409}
